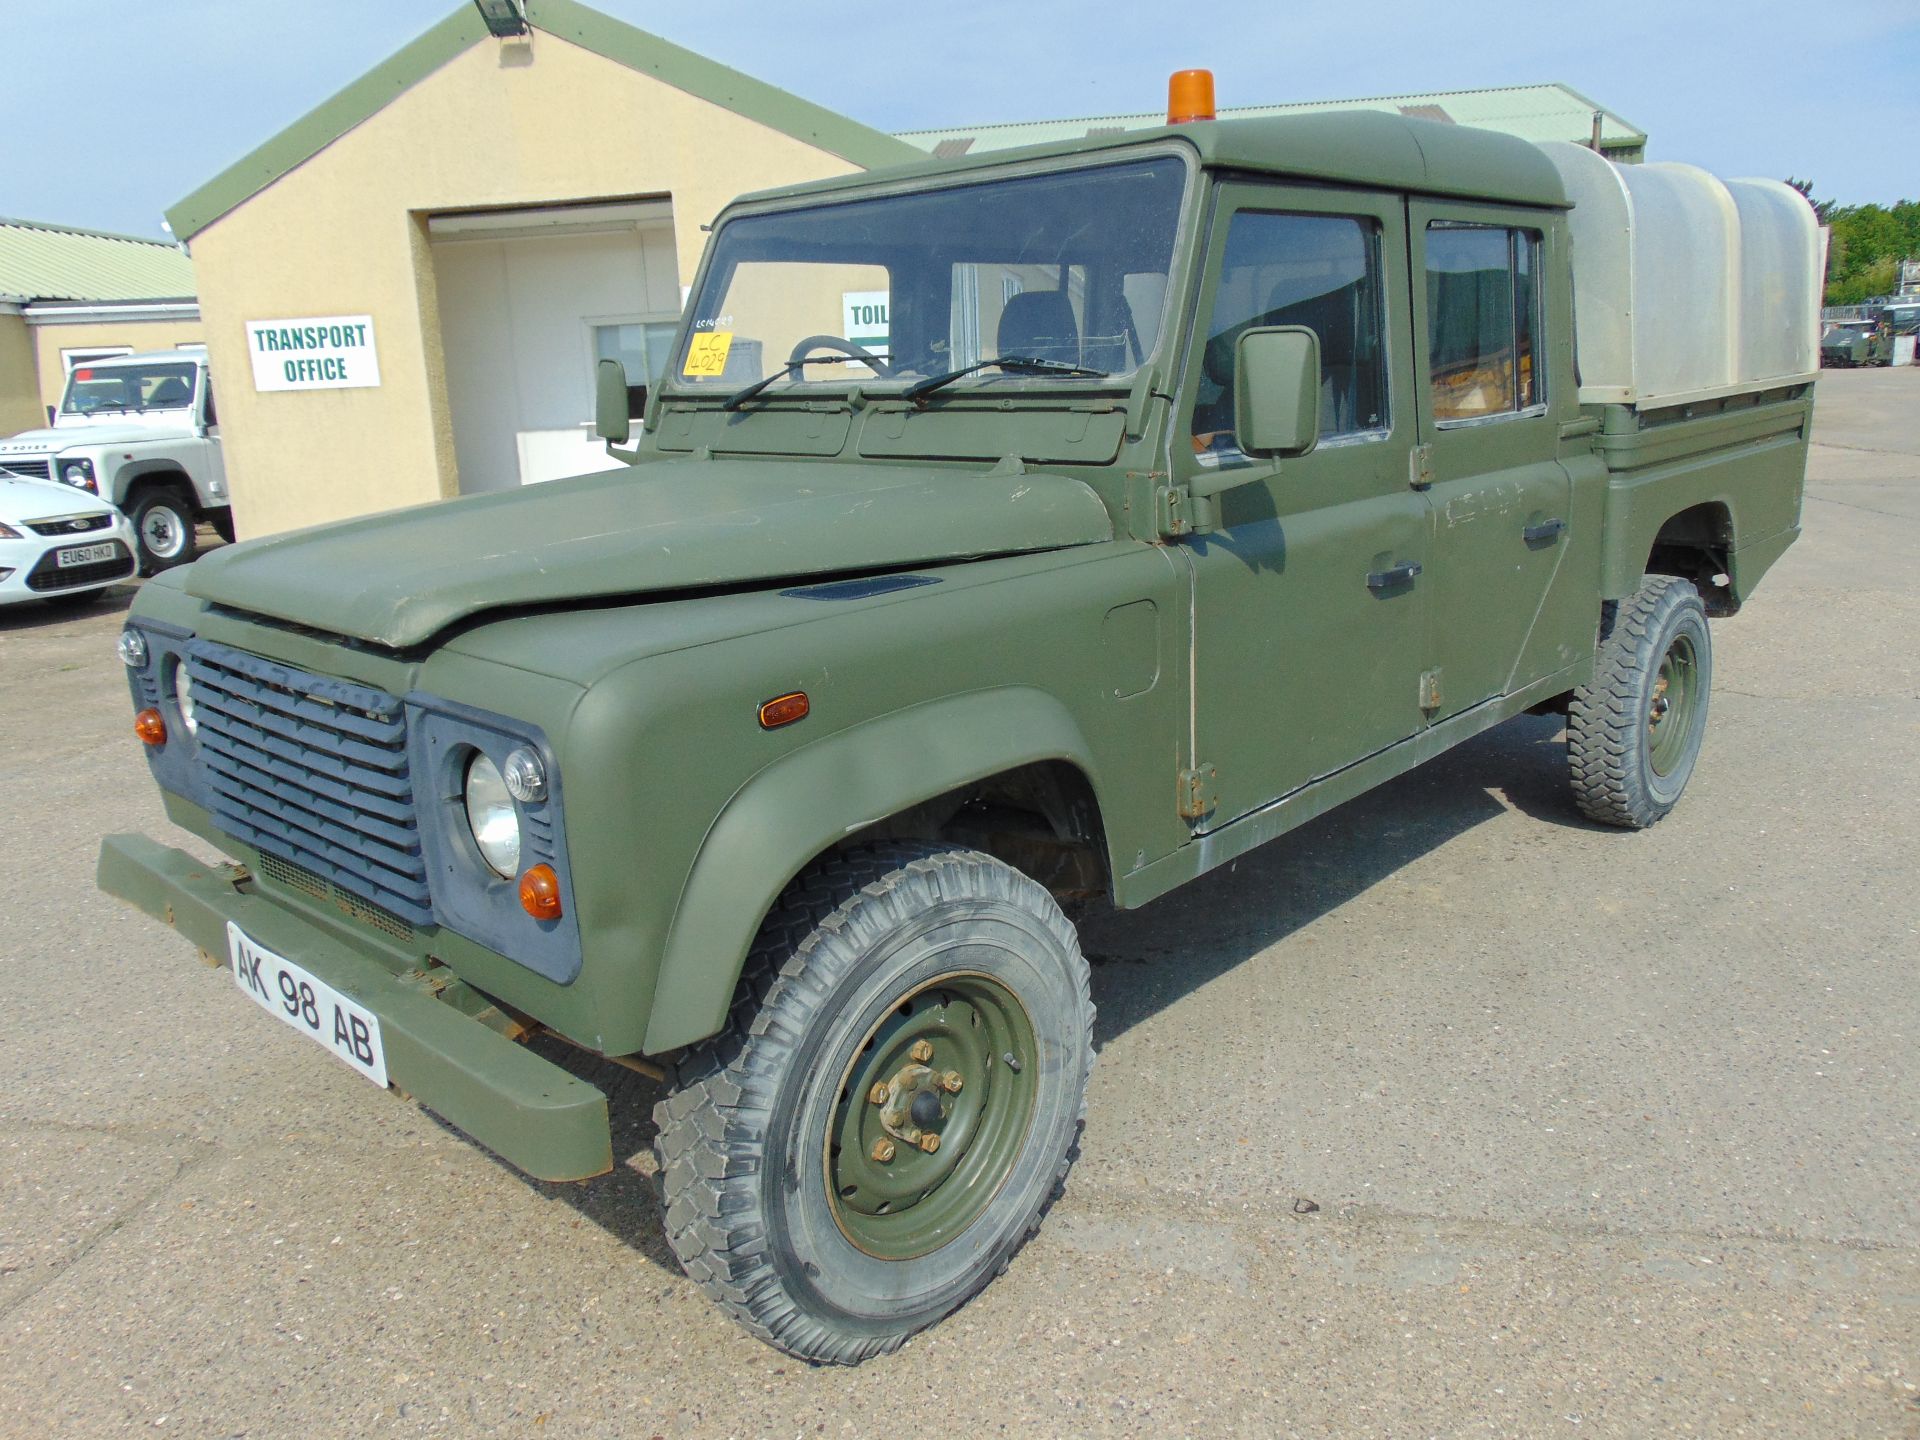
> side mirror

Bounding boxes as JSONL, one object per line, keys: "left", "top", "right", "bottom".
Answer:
{"left": 594, "top": 358, "right": 631, "bottom": 444}
{"left": 1233, "top": 325, "right": 1320, "bottom": 460}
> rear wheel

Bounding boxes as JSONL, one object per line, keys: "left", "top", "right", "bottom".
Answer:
{"left": 653, "top": 843, "right": 1094, "bottom": 1364}
{"left": 1568, "top": 574, "right": 1712, "bottom": 828}
{"left": 128, "top": 488, "right": 197, "bottom": 574}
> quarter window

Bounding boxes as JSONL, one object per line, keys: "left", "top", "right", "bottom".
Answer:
{"left": 1424, "top": 223, "right": 1543, "bottom": 421}
{"left": 1191, "top": 212, "right": 1388, "bottom": 457}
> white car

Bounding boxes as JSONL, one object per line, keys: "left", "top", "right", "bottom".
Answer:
{"left": 0, "top": 472, "right": 137, "bottom": 609}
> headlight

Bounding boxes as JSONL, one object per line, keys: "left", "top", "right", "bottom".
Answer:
{"left": 59, "top": 458, "right": 97, "bottom": 493}
{"left": 463, "top": 752, "right": 521, "bottom": 878}
{"left": 172, "top": 660, "right": 197, "bottom": 734}
{"left": 117, "top": 628, "right": 149, "bottom": 667}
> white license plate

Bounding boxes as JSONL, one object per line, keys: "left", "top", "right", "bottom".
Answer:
{"left": 55, "top": 541, "right": 117, "bottom": 567}
{"left": 227, "top": 922, "right": 389, "bottom": 1087}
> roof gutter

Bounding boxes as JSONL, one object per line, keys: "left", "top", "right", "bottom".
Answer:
{"left": 21, "top": 300, "right": 201, "bottom": 326}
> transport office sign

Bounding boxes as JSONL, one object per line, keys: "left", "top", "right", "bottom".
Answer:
{"left": 245, "top": 314, "right": 382, "bottom": 391}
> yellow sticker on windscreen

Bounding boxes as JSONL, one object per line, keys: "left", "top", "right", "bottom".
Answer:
{"left": 683, "top": 331, "right": 734, "bottom": 377}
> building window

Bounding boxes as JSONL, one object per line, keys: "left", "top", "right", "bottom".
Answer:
{"left": 1191, "top": 211, "right": 1389, "bottom": 457}
{"left": 1424, "top": 223, "right": 1544, "bottom": 422}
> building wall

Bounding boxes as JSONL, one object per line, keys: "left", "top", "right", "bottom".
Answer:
{"left": 189, "top": 33, "right": 867, "bottom": 539}
{"left": 29, "top": 317, "right": 205, "bottom": 420}
{"left": 0, "top": 313, "right": 42, "bottom": 436}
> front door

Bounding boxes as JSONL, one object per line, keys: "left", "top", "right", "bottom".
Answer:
{"left": 1179, "top": 183, "right": 1428, "bottom": 828}
{"left": 1410, "top": 204, "right": 1574, "bottom": 713}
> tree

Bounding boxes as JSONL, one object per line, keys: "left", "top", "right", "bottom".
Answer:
{"left": 1790, "top": 180, "right": 1920, "bottom": 305}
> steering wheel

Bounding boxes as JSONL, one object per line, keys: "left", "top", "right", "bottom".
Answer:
{"left": 788, "top": 334, "right": 894, "bottom": 378}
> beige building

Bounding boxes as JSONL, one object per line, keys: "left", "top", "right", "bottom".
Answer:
{"left": 0, "top": 219, "right": 202, "bottom": 436}
{"left": 167, "top": 0, "right": 918, "bottom": 538}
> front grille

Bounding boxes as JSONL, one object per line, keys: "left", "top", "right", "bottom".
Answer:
{"left": 258, "top": 850, "right": 417, "bottom": 942}
{"left": 25, "top": 543, "right": 134, "bottom": 591}
{"left": 186, "top": 642, "right": 434, "bottom": 925}
{"left": 0, "top": 459, "right": 52, "bottom": 482}
{"left": 27, "top": 513, "right": 111, "bottom": 537}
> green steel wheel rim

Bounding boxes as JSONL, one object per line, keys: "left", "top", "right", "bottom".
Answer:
{"left": 1647, "top": 631, "right": 1700, "bottom": 778}
{"left": 825, "top": 971, "right": 1040, "bottom": 1261}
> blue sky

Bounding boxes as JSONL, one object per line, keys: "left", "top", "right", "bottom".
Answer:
{"left": 6, "top": 0, "right": 1915, "bottom": 239}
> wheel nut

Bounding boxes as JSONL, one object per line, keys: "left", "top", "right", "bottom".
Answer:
{"left": 870, "top": 1139, "right": 896, "bottom": 1163}
{"left": 867, "top": 1082, "right": 889, "bottom": 1105}
{"left": 940, "top": 1070, "right": 964, "bottom": 1093}
{"left": 909, "top": 1040, "right": 934, "bottom": 1063}
{"left": 918, "top": 1133, "right": 941, "bottom": 1154}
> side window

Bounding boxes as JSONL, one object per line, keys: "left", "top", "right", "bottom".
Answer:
{"left": 1424, "top": 222, "right": 1543, "bottom": 422}
{"left": 202, "top": 376, "right": 217, "bottom": 427}
{"left": 1191, "top": 211, "right": 1388, "bottom": 457}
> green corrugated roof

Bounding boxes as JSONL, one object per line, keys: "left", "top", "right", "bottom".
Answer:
{"left": 167, "top": 0, "right": 922, "bottom": 242}
{"left": 0, "top": 216, "right": 196, "bottom": 303}
{"left": 897, "top": 82, "right": 1646, "bottom": 158}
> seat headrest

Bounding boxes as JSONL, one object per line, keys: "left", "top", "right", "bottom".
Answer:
{"left": 997, "top": 290, "right": 1080, "bottom": 362}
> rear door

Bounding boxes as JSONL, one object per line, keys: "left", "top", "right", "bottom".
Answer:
{"left": 1410, "top": 204, "right": 1573, "bottom": 715}
{"left": 1177, "top": 183, "right": 1428, "bottom": 826}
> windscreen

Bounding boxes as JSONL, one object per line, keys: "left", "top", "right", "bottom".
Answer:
{"left": 61, "top": 361, "right": 198, "bottom": 416}
{"left": 676, "top": 156, "right": 1189, "bottom": 391}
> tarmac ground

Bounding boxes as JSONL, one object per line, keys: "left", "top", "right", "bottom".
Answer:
{"left": 1, "top": 368, "right": 1915, "bottom": 1438}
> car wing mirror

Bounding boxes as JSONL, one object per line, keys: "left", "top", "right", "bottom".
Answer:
{"left": 594, "top": 358, "right": 632, "bottom": 444}
{"left": 1187, "top": 326, "right": 1321, "bottom": 506}
{"left": 1233, "top": 325, "right": 1320, "bottom": 461}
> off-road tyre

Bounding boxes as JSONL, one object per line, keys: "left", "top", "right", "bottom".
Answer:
{"left": 652, "top": 842, "right": 1094, "bottom": 1365}
{"left": 128, "top": 487, "right": 198, "bottom": 575}
{"left": 1568, "top": 574, "right": 1712, "bottom": 828}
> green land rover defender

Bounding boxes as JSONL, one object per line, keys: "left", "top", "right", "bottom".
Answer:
{"left": 102, "top": 98, "right": 1819, "bottom": 1363}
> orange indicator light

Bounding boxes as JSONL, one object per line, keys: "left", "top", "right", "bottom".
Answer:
{"left": 134, "top": 707, "right": 167, "bottom": 746}
{"left": 518, "top": 864, "right": 563, "bottom": 921}
{"left": 1167, "top": 69, "right": 1216, "bottom": 125}
{"left": 758, "top": 692, "right": 810, "bottom": 730}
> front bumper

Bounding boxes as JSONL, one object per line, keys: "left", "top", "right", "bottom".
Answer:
{"left": 0, "top": 527, "right": 136, "bottom": 604}
{"left": 97, "top": 833, "right": 612, "bottom": 1182}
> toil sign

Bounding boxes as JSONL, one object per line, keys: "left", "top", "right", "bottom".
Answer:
{"left": 246, "top": 315, "right": 381, "bottom": 392}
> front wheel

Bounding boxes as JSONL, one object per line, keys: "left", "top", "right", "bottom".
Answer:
{"left": 128, "top": 489, "right": 198, "bottom": 574}
{"left": 653, "top": 843, "right": 1094, "bottom": 1364}
{"left": 1568, "top": 574, "right": 1712, "bottom": 828}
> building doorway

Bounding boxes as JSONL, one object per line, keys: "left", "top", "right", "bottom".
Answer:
{"left": 429, "top": 201, "right": 681, "bottom": 493}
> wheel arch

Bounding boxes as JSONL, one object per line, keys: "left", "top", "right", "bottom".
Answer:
{"left": 118, "top": 464, "right": 196, "bottom": 508}
{"left": 641, "top": 686, "right": 1110, "bottom": 1054}
{"left": 1644, "top": 500, "right": 1738, "bottom": 615}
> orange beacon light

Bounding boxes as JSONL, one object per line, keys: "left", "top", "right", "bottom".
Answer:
{"left": 1168, "top": 69, "right": 1216, "bottom": 125}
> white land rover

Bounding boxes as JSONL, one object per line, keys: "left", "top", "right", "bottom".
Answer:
{"left": 0, "top": 352, "right": 230, "bottom": 574}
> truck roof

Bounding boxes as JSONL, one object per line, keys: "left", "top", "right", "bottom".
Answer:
{"left": 732, "top": 109, "right": 1570, "bottom": 213}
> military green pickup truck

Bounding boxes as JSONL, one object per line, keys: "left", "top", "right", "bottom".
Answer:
{"left": 101, "top": 103, "right": 1819, "bottom": 1364}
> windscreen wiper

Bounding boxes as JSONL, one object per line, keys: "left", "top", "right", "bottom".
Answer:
{"left": 901, "top": 356, "right": 1110, "bottom": 405}
{"left": 723, "top": 354, "right": 886, "bottom": 411}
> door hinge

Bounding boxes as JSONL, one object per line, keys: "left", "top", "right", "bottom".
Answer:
{"left": 1156, "top": 483, "right": 1218, "bottom": 538}
{"left": 1177, "top": 763, "right": 1218, "bottom": 821}
{"left": 1419, "top": 667, "right": 1444, "bottom": 712}
{"left": 1157, "top": 483, "right": 1192, "bottom": 537}
{"left": 1410, "top": 443, "right": 1434, "bottom": 491}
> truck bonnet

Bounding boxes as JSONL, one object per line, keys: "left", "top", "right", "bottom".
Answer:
{"left": 181, "top": 457, "right": 1113, "bottom": 648}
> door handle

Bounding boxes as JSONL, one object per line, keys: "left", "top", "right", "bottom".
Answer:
{"left": 1366, "top": 561, "right": 1422, "bottom": 591}
{"left": 1523, "top": 517, "right": 1567, "bottom": 544}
